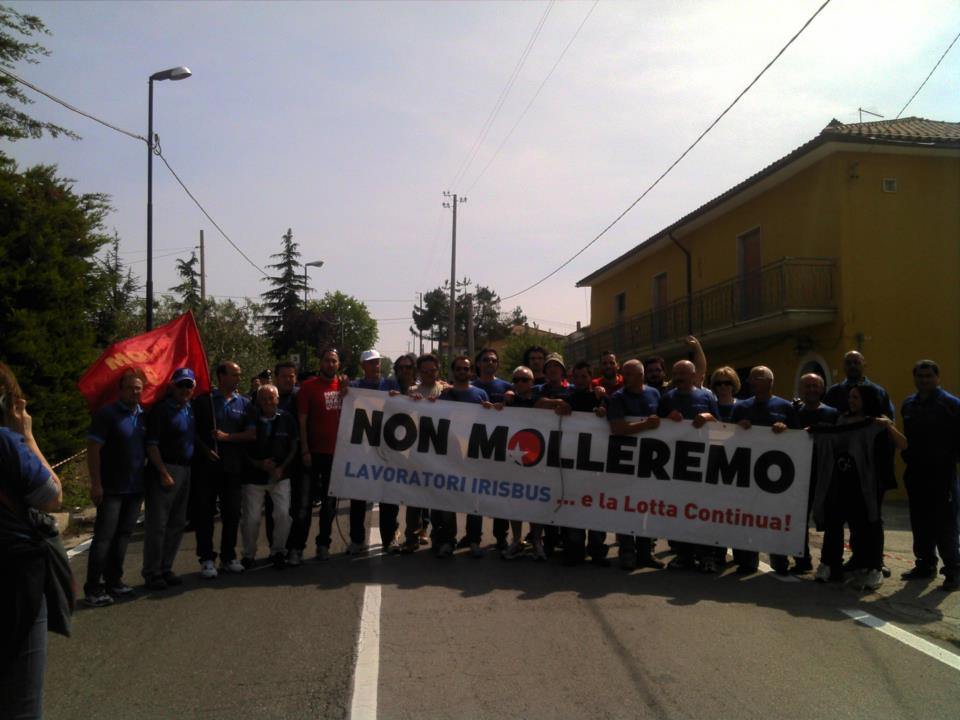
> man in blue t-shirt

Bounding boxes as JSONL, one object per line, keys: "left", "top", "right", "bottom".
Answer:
{"left": 606, "top": 359, "right": 664, "bottom": 571}
{"left": 142, "top": 368, "right": 197, "bottom": 590}
{"left": 731, "top": 365, "right": 800, "bottom": 575}
{"left": 435, "top": 356, "right": 490, "bottom": 558}
{"left": 472, "top": 348, "right": 513, "bottom": 550}
{"left": 658, "top": 360, "right": 721, "bottom": 572}
{"left": 85, "top": 369, "right": 148, "bottom": 606}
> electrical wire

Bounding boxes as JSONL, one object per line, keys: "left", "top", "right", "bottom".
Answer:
{"left": 466, "top": 0, "right": 599, "bottom": 193}
{"left": 895, "top": 29, "right": 960, "bottom": 119}
{"left": 448, "top": 1, "right": 555, "bottom": 190}
{"left": 500, "top": 0, "right": 832, "bottom": 301}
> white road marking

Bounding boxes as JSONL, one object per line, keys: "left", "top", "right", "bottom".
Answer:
{"left": 67, "top": 538, "right": 93, "bottom": 558}
{"left": 842, "top": 608, "right": 960, "bottom": 672}
{"left": 348, "top": 517, "right": 382, "bottom": 719}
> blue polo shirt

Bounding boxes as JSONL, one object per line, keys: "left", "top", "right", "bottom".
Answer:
{"left": 212, "top": 389, "right": 254, "bottom": 473}
{"left": 440, "top": 386, "right": 489, "bottom": 404}
{"left": 473, "top": 378, "right": 512, "bottom": 403}
{"left": 607, "top": 386, "right": 660, "bottom": 421}
{"left": 657, "top": 387, "right": 720, "bottom": 420}
{"left": 901, "top": 388, "right": 960, "bottom": 470}
{"left": 0, "top": 427, "right": 56, "bottom": 509}
{"left": 89, "top": 400, "right": 146, "bottom": 495}
{"left": 731, "top": 396, "right": 800, "bottom": 429}
{"left": 146, "top": 396, "right": 195, "bottom": 466}
{"left": 796, "top": 402, "right": 839, "bottom": 429}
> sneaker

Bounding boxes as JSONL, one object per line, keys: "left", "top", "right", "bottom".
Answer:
{"left": 200, "top": 560, "right": 218, "bottom": 579}
{"left": 346, "top": 542, "right": 368, "bottom": 555}
{"left": 384, "top": 540, "right": 402, "bottom": 555}
{"left": 901, "top": 566, "right": 936, "bottom": 580}
{"left": 240, "top": 557, "right": 256, "bottom": 571}
{"left": 84, "top": 590, "right": 114, "bottom": 608}
{"left": 532, "top": 543, "right": 547, "bottom": 562}
{"left": 271, "top": 552, "right": 286, "bottom": 569}
{"left": 107, "top": 582, "right": 135, "bottom": 597}
{"left": 286, "top": 549, "right": 303, "bottom": 567}
{"left": 814, "top": 563, "right": 832, "bottom": 583}
{"left": 857, "top": 568, "right": 883, "bottom": 591}
{"left": 436, "top": 542, "right": 454, "bottom": 559}
{"left": 144, "top": 576, "right": 168, "bottom": 591}
{"left": 400, "top": 539, "right": 418, "bottom": 555}
{"left": 162, "top": 571, "right": 183, "bottom": 587}
{"left": 881, "top": 565, "right": 891, "bottom": 578}
{"left": 469, "top": 542, "right": 484, "bottom": 559}
{"left": 501, "top": 541, "right": 524, "bottom": 560}
{"left": 220, "top": 558, "right": 245, "bottom": 574}
{"left": 771, "top": 558, "right": 790, "bottom": 576}
{"left": 315, "top": 546, "right": 331, "bottom": 561}
{"left": 700, "top": 557, "right": 719, "bottom": 574}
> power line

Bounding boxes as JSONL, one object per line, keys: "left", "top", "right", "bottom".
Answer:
{"left": 466, "top": 0, "right": 598, "bottom": 193}
{"left": 448, "top": 1, "right": 554, "bottom": 189}
{"left": 0, "top": 66, "right": 146, "bottom": 142}
{"left": 895, "top": 29, "right": 960, "bottom": 119}
{"left": 501, "top": 0, "right": 832, "bottom": 301}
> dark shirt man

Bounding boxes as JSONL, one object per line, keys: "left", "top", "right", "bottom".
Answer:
{"left": 900, "top": 359, "right": 960, "bottom": 590}
{"left": 471, "top": 348, "right": 512, "bottom": 549}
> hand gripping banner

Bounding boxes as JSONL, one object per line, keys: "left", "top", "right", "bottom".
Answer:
{"left": 331, "top": 389, "right": 814, "bottom": 555}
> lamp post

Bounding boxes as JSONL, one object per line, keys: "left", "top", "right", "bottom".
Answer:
{"left": 303, "top": 260, "right": 324, "bottom": 310}
{"left": 146, "top": 65, "right": 192, "bottom": 331}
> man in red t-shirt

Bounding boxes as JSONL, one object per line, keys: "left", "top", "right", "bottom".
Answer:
{"left": 293, "top": 349, "right": 364, "bottom": 560}
{"left": 591, "top": 351, "right": 624, "bottom": 394}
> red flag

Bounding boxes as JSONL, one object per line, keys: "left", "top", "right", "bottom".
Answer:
{"left": 78, "top": 311, "right": 211, "bottom": 411}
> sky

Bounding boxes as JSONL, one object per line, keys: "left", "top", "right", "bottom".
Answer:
{"left": 5, "top": 0, "right": 959, "bottom": 361}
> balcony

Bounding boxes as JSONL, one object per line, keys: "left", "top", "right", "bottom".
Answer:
{"left": 568, "top": 257, "right": 837, "bottom": 362}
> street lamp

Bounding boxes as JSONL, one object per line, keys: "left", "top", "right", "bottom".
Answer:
{"left": 146, "top": 65, "right": 192, "bottom": 331}
{"left": 303, "top": 260, "right": 324, "bottom": 309}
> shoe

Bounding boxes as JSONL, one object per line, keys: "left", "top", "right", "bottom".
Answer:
{"left": 881, "top": 565, "right": 891, "bottom": 578}
{"left": 469, "top": 542, "right": 484, "bottom": 559}
{"left": 736, "top": 564, "right": 759, "bottom": 576}
{"left": 162, "top": 572, "right": 183, "bottom": 587}
{"left": 495, "top": 538, "right": 508, "bottom": 552}
{"left": 532, "top": 543, "right": 547, "bottom": 562}
{"left": 456, "top": 536, "right": 471, "bottom": 549}
{"left": 400, "top": 539, "right": 418, "bottom": 555}
{"left": 667, "top": 556, "right": 697, "bottom": 571}
{"left": 107, "top": 582, "right": 134, "bottom": 597}
{"left": 857, "top": 568, "right": 884, "bottom": 591}
{"left": 501, "top": 542, "right": 524, "bottom": 560}
{"left": 286, "top": 549, "right": 303, "bottom": 567}
{"left": 417, "top": 528, "right": 430, "bottom": 545}
{"left": 620, "top": 554, "right": 638, "bottom": 571}
{"left": 790, "top": 559, "right": 814, "bottom": 574}
{"left": 901, "top": 566, "right": 936, "bottom": 580}
{"left": 637, "top": 554, "right": 665, "bottom": 569}
{"left": 700, "top": 557, "right": 719, "bottom": 574}
{"left": 814, "top": 563, "right": 832, "bottom": 583}
{"left": 240, "top": 557, "right": 256, "bottom": 571}
{"left": 436, "top": 542, "right": 454, "bottom": 559}
{"left": 200, "top": 560, "right": 218, "bottom": 579}
{"left": 220, "top": 558, "right": 245, "bottom": 574}
{"left": 84, "top": 590, "right": 114, "bottom": 608}
{"left": 940, "top": 577, "right": 959, "bottom": 592}
{"left": 771, "top": 558, "right": 790, "bottom": 576}
{"left": 271, "top": 552, "right": 286, "bottom": 569}
{"left": 346, "top": 542, "right": 368, "bottom": 555}
{"left": 384, "top": 540, "right": 402, "bottom": 555}
{"left": 144, "top": 576, "right": 168, "bottom": 591}
{"left": 315, "top": 546, "right": 331, "bottom": 561}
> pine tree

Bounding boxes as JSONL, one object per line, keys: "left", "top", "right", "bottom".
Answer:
{"left": 92, "top": 231, "right": 141, "bottom": 345}
{"left": 261, "top": 228, "right": 307, "bottom": 356}
{"left": 170, "top": 250, "right": 202, "bottom": 312}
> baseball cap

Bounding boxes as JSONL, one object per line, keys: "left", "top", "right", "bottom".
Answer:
{"left": 360, "top": 350, "right": 381, "bottom": 363}
{"left": 171, "top": 368, "right": 196, "bottom": 386}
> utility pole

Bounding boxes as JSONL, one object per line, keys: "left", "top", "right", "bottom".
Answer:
{"left": 199, "top": 229, "right": 206, "bottom": 303}
{"left": 418, "top": 292, "right": 424, "bottom": 355}
{"left": 443, "top": 192, "right": 466, "bottom": 360}
{"left": 466, "top": 293, "right": 475, "bottom": 360}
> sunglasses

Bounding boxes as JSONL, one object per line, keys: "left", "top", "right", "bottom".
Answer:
{"left": 512, "top": 377, "right": 532, "bottom": 383}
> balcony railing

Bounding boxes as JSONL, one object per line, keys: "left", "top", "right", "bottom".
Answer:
{"left": 568, "top": 257, "right": 836, "bottom": 362}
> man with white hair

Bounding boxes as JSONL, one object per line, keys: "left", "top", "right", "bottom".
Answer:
{"left": 732, "top": 366, "right": 799, "bottom": 574}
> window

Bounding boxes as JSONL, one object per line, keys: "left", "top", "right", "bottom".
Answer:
{"left": 882, "top": 177, "right": 898, "bottom": 193}
{"left": 737, "top": 227, "right": 762, "bottom": 320}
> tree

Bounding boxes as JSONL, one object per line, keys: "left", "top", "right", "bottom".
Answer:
{"left": 314, "top": 291, "right": 378, "bottom": 378}
{"left": 170, "top": 251, "right": 201, "bottom": 313}
{"left": 261, "top": 228, "right": 307, "bottom": 357}
{"left": 499, "top": 330, "right": 568, "bottom": 379}
{"left": 411, "top": 281, "right": 523, "bottom": 353}
{"left": 91, "top": 231, "right": 141, "bottom": 345}
{"left": 0, "top": 5, "right": 78, "bottom": 142}
{"left": 0, "top": 156, "right": 111, "bottom": 458}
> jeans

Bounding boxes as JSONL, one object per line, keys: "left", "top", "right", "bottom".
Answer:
{"left": 193, "top": 465, "right": 242, "bottom": 563}
{"left": 0, "top": 595, "right": 46, "bottom": 719}
{"left": 85, "top": 493, "right": 142, "bottom": 594}
{"left": 242, "top": 479, "right": 292, "bottom": 558}
{"left": 288, "top": 454, "right": 340, "bottom": 551}
{"left": 142, "top": 464, "right": 191, "bottom": 580}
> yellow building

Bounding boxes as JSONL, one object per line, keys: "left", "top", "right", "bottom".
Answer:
{"left": 571, "top": 117, "right": 960, "bottom": 421}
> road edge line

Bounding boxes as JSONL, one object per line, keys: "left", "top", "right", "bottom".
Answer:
{"left": 841, "top": 608, "right": 960, "bottom": 672}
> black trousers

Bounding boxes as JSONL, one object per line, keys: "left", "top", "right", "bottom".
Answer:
{"left": 563, "top": 527, "right": 608, "bottom": 563}
{"left": 905, "top": 467, "right": 960, "bottom": 577}
{"left": 821, "top": 474, "right": 881, "bottom": 570}
{"left": 379, "top": 503, "right": 399, "bottom": 546}
{"left": 431, "top": 509, "right": 457, "bottom": 547}
{"left": 404, "top": 506, "right": 430, "bottom": 543}
{"left": 193, "top": 465, "right": 242, "bottom": 563}
{"left": 287, "top": 454, "right": 336, "bottom": 550}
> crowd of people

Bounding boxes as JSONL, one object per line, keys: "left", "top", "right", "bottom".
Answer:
{"left": 2, "top": 339, "right": 959, "bottom": 716}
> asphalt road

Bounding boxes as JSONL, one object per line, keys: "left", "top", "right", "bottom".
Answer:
{"left": 48, "top": 503, "right": 960, "bottom": 720}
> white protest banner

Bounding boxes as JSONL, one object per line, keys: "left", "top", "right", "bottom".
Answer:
{"left": 330, "top": 389, "right": 813, "bottom": 555}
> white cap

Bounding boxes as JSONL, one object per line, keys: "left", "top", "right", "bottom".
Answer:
{"left": 360, "top": 350, "right": 381, "bottom": 363}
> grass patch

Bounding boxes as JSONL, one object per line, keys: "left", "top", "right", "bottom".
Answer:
{"left": 58, "top": 455, "right": 91, "bottom": 510}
